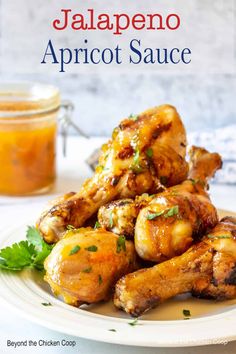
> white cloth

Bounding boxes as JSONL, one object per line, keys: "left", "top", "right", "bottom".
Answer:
{"left": 189, "top": 125, "right": 236, "bottom": 184}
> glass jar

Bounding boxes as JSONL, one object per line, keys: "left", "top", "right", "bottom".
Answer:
{"left": 0, "top": 82, "right": 61, "bottom": 196}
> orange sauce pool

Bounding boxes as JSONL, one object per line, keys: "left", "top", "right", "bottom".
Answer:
{"left": 0, "top": 116, "right": 57, "bottom": 195}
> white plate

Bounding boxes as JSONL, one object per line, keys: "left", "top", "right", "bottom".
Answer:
{"left": 1, "top": 211, "right": 236, "bottom": 347}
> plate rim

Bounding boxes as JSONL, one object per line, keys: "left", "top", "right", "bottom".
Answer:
{"left": 1, "top": 210, "right": 236, "bottom": 347}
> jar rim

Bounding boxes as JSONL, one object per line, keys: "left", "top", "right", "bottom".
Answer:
{"left": 0, "top": 82, "right": 61, "bottom": 118}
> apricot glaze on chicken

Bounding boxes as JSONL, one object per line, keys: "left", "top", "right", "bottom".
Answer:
{"left": 38, "top": 104, "right": 188, "bottom": 243}
{"left": 135, "top": 146, "right": 222, "bottom": 262}
{"left": 44, "top": 228, "right": 138, "bottom": 305}
{"left": 98, "top": 146, "right": 222, "bottom": 259}
{"left": 114, "top": 217, "right": 236, "bottom": 317}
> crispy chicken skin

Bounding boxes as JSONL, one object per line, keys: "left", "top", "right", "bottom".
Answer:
{"left": 135, "top": 146, "right": 222, "bottom": 262}
{"left": 98, "top": 146, "right": 222, "bottom": 239}
{"left": 38, "top": 105, "right": 188, "bottom": 243}
{"left": 44, "top": 228, "right": 137, "bottom": 305}
{"left": 114, "top": 217, "right": 236, "bottom": 317}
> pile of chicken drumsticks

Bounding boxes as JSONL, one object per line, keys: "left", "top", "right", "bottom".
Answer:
{"left": 37, "top": 104, "right": 236, "bottom": 317}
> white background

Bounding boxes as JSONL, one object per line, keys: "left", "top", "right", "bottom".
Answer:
{"left": 0, "top": 0, "right": 235, "bottom": 135}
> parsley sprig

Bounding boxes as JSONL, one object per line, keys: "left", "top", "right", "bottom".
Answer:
{"left": 0, "top": 226, "right": 53, "bottom": 271}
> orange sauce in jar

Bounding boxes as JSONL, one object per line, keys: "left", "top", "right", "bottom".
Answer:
{"left": 0, "top": 83, "right": 60, "bottom": 195}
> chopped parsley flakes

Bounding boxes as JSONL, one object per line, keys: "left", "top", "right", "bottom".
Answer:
{"left": 82, "top": 267, "right": 92, "bottom": 273}
{"left": 42, "top": 302, "right": 52, "bottom": 306}
{"left": 189, "top": 178, "right": 205, "bottom": 188}
{"left": 132, "top": 149, "right": 143, "bottom": 173}
{"left": 146, "top": 148, "right": 153, "bottom": 158}
{"left": 183, "top": 309, "right": 191, "bottom": 318}
{"left": 128, "top": 318, "right": 139, "bottom": 326}
{"left": 133, "top": 149, "right": 140, "bottom": 164}
{"left": 94, "top": 221, "right": 101, "bottom": 229}
{"left": 109, "top": 211, "right": 114, "bottom": 228}
{"left": 146, "top": 210, "right": 165, "bottom": 220}
{"left": 207, "top": 234, "right": 231, "bottom": 239}
{"left": 66, "top": 224, "right": 75, "bottom": 230}
{"left": 98, "top": 274, "right": 103, "bottom": 285}
{"left": 116, "top": 236, "right": 126, "bottom": 253}
{"left": 129, "top": 114, "right": 139, "bottom": 121}
{"left": 85, "top": 245, "right": 98, "bottom": 252}
{"left": 146, "top": 206, "right": 179, "bottom": 220}
{"left": 69, "top": 245, "right": 81, "bottom": 255}
{"left": 164, "top": 205, "right": 179, "bottom": 218}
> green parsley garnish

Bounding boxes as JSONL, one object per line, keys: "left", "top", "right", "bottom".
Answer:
{"left": 108, "top": 329, "right": 116, "bottom": 332}
{"left": 132, "top": 149, "right": 143, "bottom": 173}
{"left": 128, "top": 318, "right": 139, "bottom": 326}
{"left": 129, "top": 114, "right": 139, "bottom": 121}
{"left": 183, "top": 309, "right": 191, "bottom": 317}
{"left": 116, "top": 236, "right": 126, "bottom": 253}
{"left": 164, "top": 206, "right": 179, "bottom": 218}
{"left": 146, "top": 210, "right": 165, "bottom": 220}
{"left": 82, "top": 267, "right": 92, "bottom": 273}
{"left": 207, "top": 234, "right": 231, "bottom": 239}
{"left": 109, "top": 211, "right": 114, "bottom": 228}
{"left": 69, "top": 245, "right": 81, "bottom": 255}
{"left": 98, "top": 274, "right": 103, "bottom": 285}
{"left": 85, "top": 245, "right": 98, "bottom": 252}
{"left": 146, "top": 206, "right": 179, "bottom": 220}
{"left": 66, "top": 224, "right": 75, "bottom": 230}
{"left": 42, "top": 302, "right": 52, "bottom": 306}
{"left": 0, "top": 226, "right": 53, "bottom": 271}
{"left": 146, "top": 148, "right": 153, "bottom": 158}
{"left": 133, "top": 150, "right": 140, "bottom": 164}
{"left": 189, "top": 178, "right": 205, "bottom": 188}
{"left": 94, "top": 221, "right": 101, "bottom": 229}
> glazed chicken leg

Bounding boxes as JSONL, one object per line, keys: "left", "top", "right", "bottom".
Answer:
{"left": 114, "top": 217, "right": 236, "bottom": 317}
{"left": 44, "top": 228, "right": 138, "bottom": 305}
{"left": 135, "top": 146, "right": 222, "bottom": 262}
{"left": 98, "top": 146, "right": 222, "bottom": 261}
{"left": 98, "top": 194, "right": 155, "bottom": 238}
{"left": 98, "top": 146, "right": 221, "bottom": 240}
{"left": 38, "top": 105, "right": 188, "bottom": 243}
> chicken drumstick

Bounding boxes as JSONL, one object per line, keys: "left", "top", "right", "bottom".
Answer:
{"left": 135, "top": 146, "right": 221, "bottom": 262}
{"left": 98, "top": 146, "right": 221, "bottom": 241}
{"left": 38, "top": 105, "right": 188, "bottom": 243}
{"left": 114, "top": 217, "right": 236, "bottom": 317}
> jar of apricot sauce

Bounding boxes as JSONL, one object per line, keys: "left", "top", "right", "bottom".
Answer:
{"left": 0, "top": 83, "right": 61, "bottom": 196}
